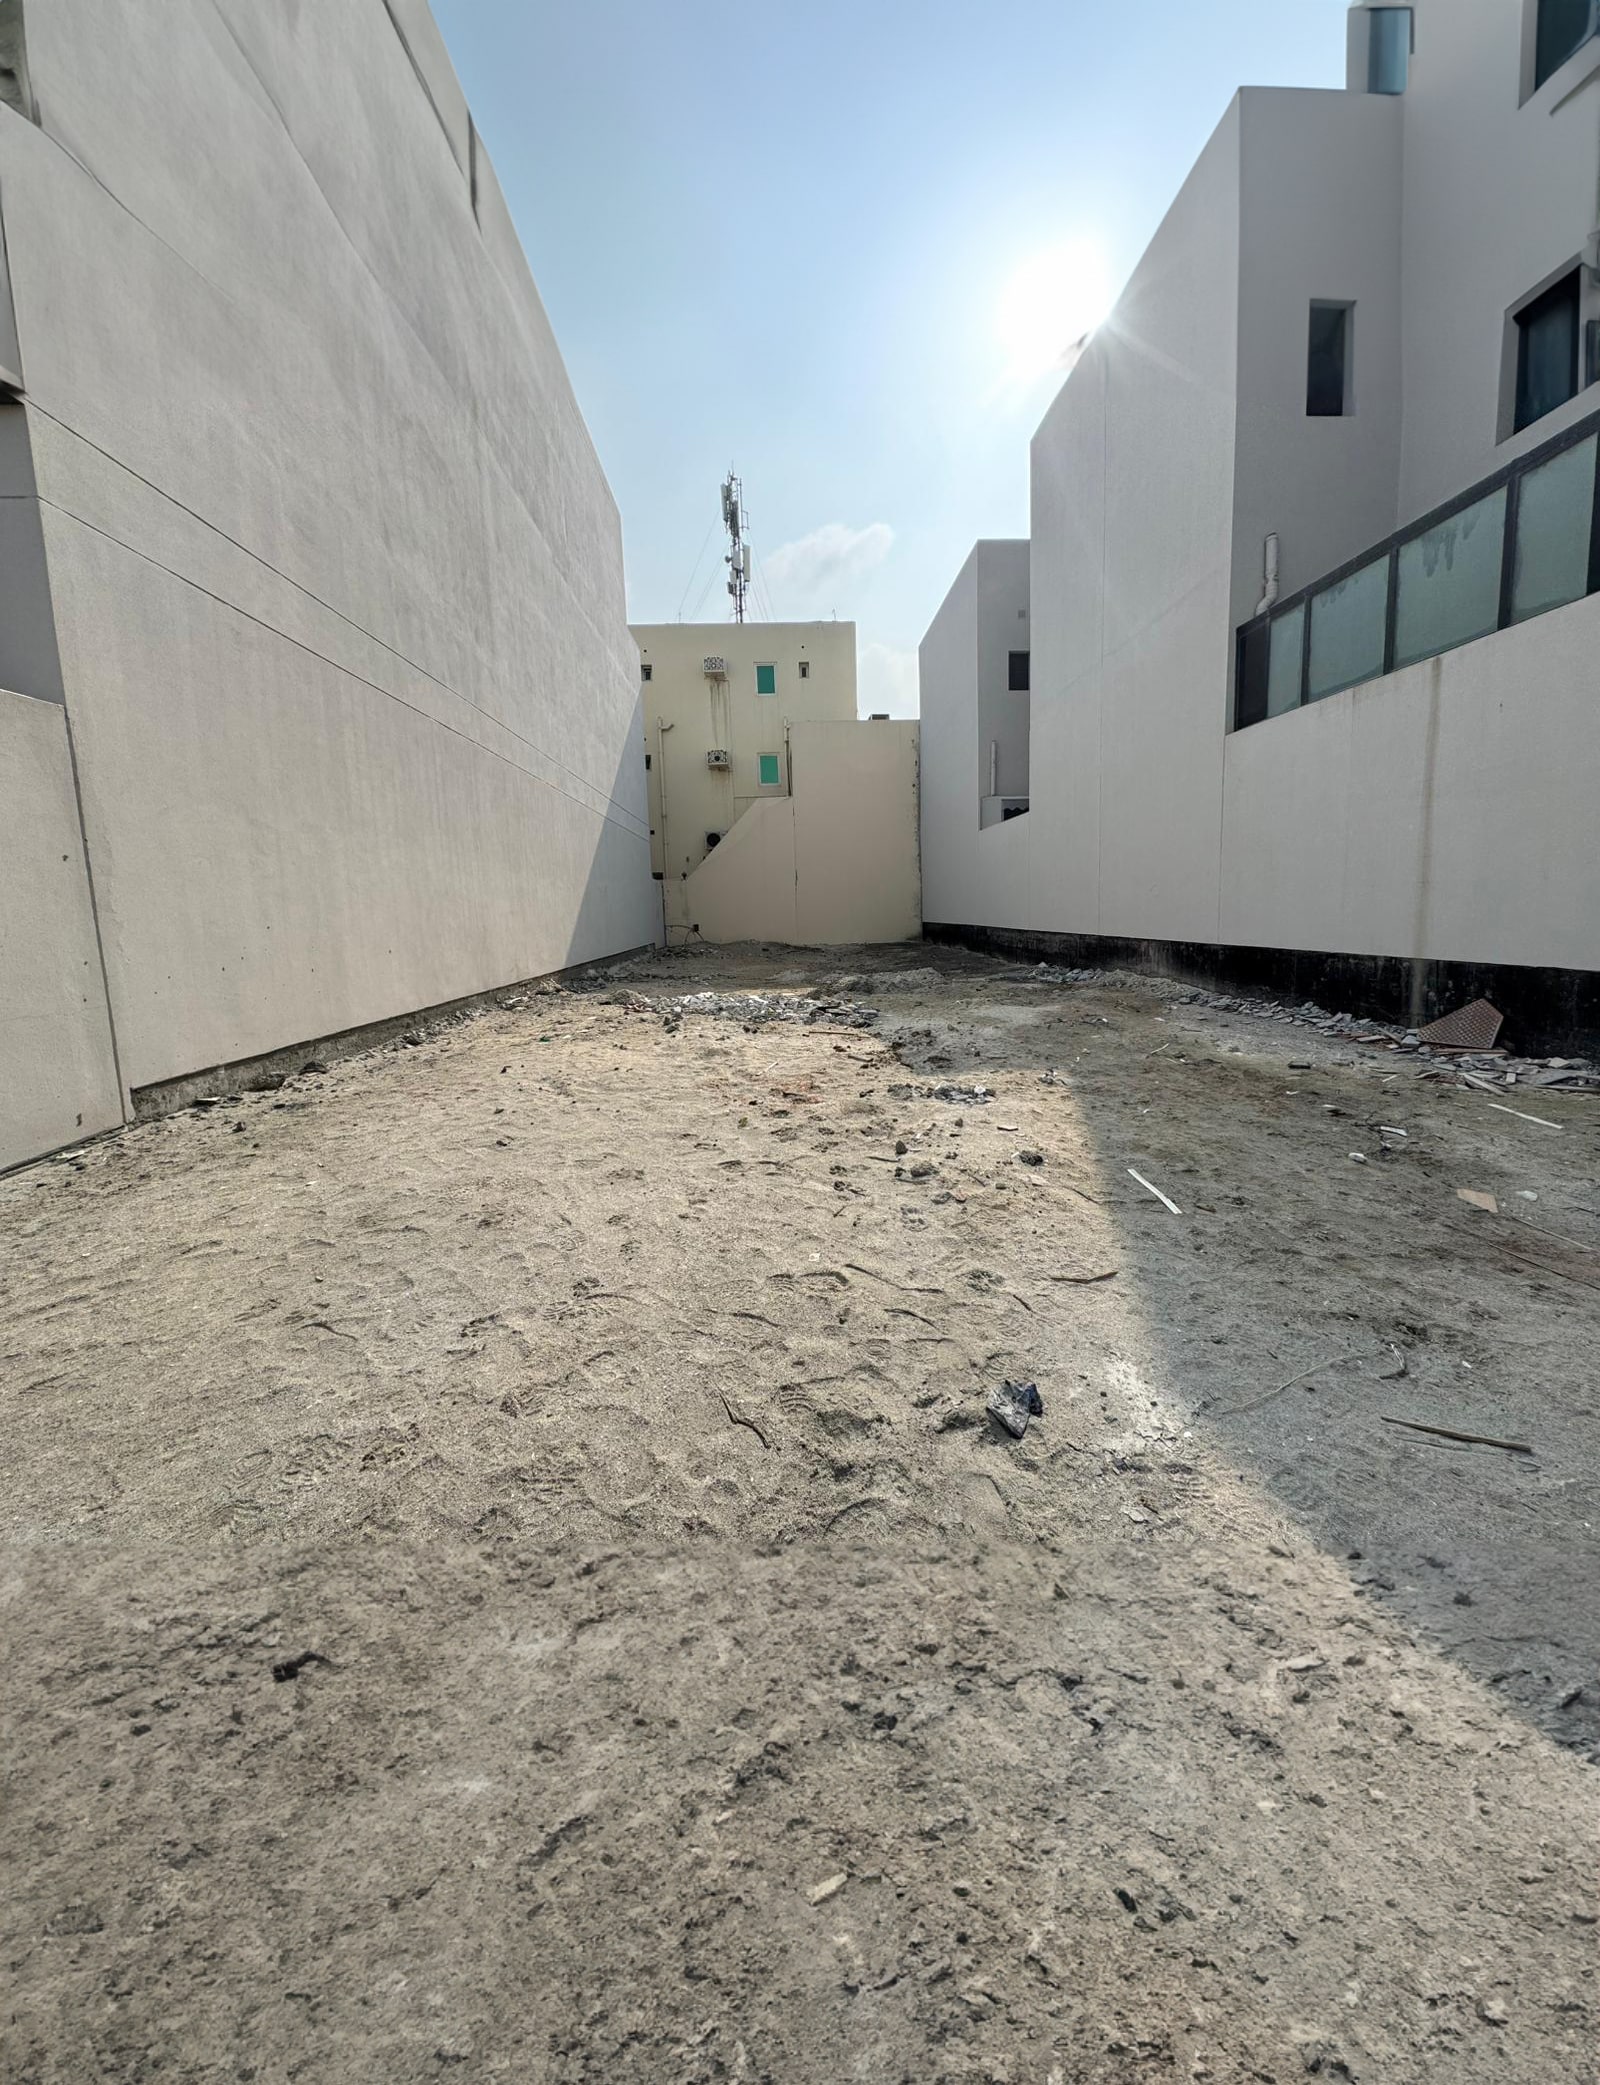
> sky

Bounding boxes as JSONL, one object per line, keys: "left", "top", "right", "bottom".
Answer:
{"left": 430, "top": 0, "right": 1354, "bottom": 716}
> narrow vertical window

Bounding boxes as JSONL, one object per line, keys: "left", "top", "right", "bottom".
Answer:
{"left": 755, "top": 663, "right": 777, "bottom": 695}
{"left": 1307, "top": 302, "right": 1352, "bottom": 418}
{"left": 1515, "top": 271, "right": 1580, "bottom": 433}
{"left": 758, "top": 752, "right": 781, "bottom": 786}
{"left": 1007, "top": 650, "right": 1030, "bottom": 691}
{"left": 640, "top": 661, "right": 652, "bottom": 682}
{"left": 798, "top": 659, "right": 811, "bottom": 679}
{"left": 1367, "top": 7, "right": 1412, "bottom": 93}
{"left": 1535, "top": 0, "right": 1598, "bottom": 91}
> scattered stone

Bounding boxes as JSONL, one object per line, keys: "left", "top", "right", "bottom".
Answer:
{"left": 1016, "top": 1149, "right": 1045, "bottom": 1168}
{"left": 807, "top": 1872, "right": 848, "bottom": 1906}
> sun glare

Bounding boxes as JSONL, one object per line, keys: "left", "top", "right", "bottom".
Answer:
{"left": 995, "top": 238, "right": 1114, "bottom": 389}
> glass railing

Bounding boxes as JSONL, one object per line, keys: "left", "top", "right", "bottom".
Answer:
{"left": 1235, "top": 403, "right": 1600, "bottom": 729}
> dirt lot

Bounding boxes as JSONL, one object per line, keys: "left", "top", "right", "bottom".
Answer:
{"left": 3, "top": 944, "right": 1597, "bottom": 2083}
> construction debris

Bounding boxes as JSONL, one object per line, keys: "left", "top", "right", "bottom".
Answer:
{"left": 1457, "top": 1189, "right": 1499, "bottom": 1214}
{"left": 667, "top": 991, "right": 879, "bottom": 1030}
{"left": 1128, "top": 1168, "right": 1182, "bottom": 1215}
{"left": 1418, "top": 999, "right": 1504, "bottom": 1051}
{"left": 986, "top": 1381, "right": 1044, "bottom": 1439}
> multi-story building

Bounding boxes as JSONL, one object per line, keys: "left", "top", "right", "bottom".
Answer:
{"left": 921, "top": 0, "right": 1600, "bottom": 1044}
{"left": 633, "top": 620, "right": 920, "bottom": 947}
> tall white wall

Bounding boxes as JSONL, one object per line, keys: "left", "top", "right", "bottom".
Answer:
{"left": 1232, "top": 89, "right": 1404, "bottom": 621}
{"left": 1027, "top": 102, "right": 1244, "bottom": 944}
{"left": 0, "top": 0, "right": 655, "bottom": 1164}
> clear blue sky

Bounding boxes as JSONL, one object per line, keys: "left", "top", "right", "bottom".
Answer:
{"left": 430, "top": 0, "right": 1352, "bottom": 714}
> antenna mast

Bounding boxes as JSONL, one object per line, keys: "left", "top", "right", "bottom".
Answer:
{"left": 721, "top": 470, "right": 749, "bottom": 623}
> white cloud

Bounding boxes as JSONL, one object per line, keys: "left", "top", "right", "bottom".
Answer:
{"left": 858, "top": 641, "right": 918, "bottom": 720}
{"left": 764, "top": 521, "right": 894, "bottom": 610}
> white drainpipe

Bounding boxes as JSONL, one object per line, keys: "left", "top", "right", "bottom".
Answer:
{"left": 1255, "top": 533, "right": 1281, "bottom": 617}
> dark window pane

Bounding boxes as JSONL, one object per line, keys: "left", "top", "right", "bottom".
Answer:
{"left": 1368, "top": 8, "right": 1411, "bottom": 93}
{"left": 1007, "top": 650, "right": 1030, "bottom": 691}
{"left": 1307, "top": 303, "right": 1350, "bottom": 417}
{"left": 1536, "top": 0, "right": 1595, "bottom": 89}
{"left": 1235, "top": 621, "right": 1269, "bottom": 729}
{"left": 1515, "top": 273, "right": 1579, "bottom": 433}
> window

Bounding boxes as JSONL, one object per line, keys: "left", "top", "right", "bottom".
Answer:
{"left": 1515, "top": 271, "right": 1580, "bottom": 433}
{"left": 755, "top": 663, "right": 777, "bottom": 695}
{"left": 1367, "top": 8, "right": 1412, "bottom": 93}
{"left": 1512, "top": 432, "right": 1597, "bottom": 621}
{"left": 1266, "top": 603, "right": 1307, "bottom": 716}
{"left": 1307, "top": 556, "right": 1389, "bottom": 699}
{"left": 1007, "top": 650, "right": 1030, "bottom": 691}
{"left": 758, "top": 752, "right": 781, "bottom": 786}
{"left": 1535, "top": 0, "right": 1598, "bottom": 91}
{"left": 1393, "top": 487, "right": 1508, "bottom": 669}
{"left": 1307, "top": 303, "right": 1352, "bottom": 417}
{"left": 640, "top": 661, "right": 653, "bottom": 682}
{"left": 644, "top": 752, "right": 652, "bottom": 771}
{"left": 798, "top": 659, "right": 810, "bottom": 679}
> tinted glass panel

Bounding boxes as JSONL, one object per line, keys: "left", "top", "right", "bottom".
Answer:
{"left": 1235, "top": 621, "right": 1269, "bottom": 728}
{"left": 1512, "top": 433, "right": 1596, "bottom": 622}
{"left": 1307, "top": 304, "right": 1350, "bottom": 417}
{"left": 1267, "top": 604, "right": 1307, "bottom": 716}
{"left": 1368, "top": 8, "right": 1411, "bottom": 93}
{"left": 758, "top": 753, "right": 781, "bottom": 786}
{"left": 1536, "top": 0, "right": 1595, "bottom": 89}
{"left": 1516, "top": 273, "right": 1579, "bottom": 433}
{"left": 755, "top": 663, "right": 777, "bottom": 694}
{"left": 1393, "top": 488, "right": 1507, "bottom": 670}
{"left": 1308, "top": 557, "right": 1389, "bottom": 699}
{"left": 1008, "top": 650, "right": 1030, "bottom": 691}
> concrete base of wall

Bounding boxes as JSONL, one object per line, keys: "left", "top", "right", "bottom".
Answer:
{"left": 924, "top": 923, "right": 1600, "bottom": 1059}
{"left": 0, "top": 946, "right": 654, "bottom": 1181}
{"left": 129, "top": 946, "right": 657, "bottom": 1122}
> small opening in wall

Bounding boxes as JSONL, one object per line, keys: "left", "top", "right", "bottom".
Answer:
{"left": 641, "top": 662, "right": 653, "bottom": 681}
{"left": 1307, "top": 301, "right": 1353, "bottom": 417}
{"left": 705, "top": 831, "right": 722, "bottom": 851}
{"left": 798, "top": 659, "right": 810, "bottom": 679}
{"left": 1007, "top": 650, "right": 1030, "bottom": 691}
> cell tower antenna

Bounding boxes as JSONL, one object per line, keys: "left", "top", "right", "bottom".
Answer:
{"left": 721, "top": 469, "right": 750, "bottom": 624}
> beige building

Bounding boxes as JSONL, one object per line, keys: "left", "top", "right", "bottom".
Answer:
{"left": 633, "top": 620, "right": 920, "bottom": 947}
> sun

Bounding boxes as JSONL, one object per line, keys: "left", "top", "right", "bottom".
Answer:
{"left": 995, "top": 238, "right": 1114, "bottom": 389}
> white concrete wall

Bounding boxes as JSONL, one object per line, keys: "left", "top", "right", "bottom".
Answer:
{"left": 0, "top": 0, "right": 655, "bottom": 1164}
{"left": 1024, "top": 102, "right": 1245, "bottom": 944}
{"left": 0, "top": 691, "right": 122, "bottom": 1170}
{"left": 1220, "top": 588, "right": 1600, "bottom": 970}
{"left": 1232, "top": 89, "right": 1405, "bottom": 621}
{"left": 974, "top": 541, "right": 1031, "bottom": 804}
{"left": 918, "top": 544, "right": 1031, "bottom": 929}
{"left": 681, "top": 720, "right": 920, "bottom": 947}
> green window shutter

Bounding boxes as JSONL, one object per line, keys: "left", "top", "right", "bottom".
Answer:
{"left": 758, "top": 753, "right": 780, "bottom": 786}
{"left": 755, "top": 663, "right": 777, "bottom": 695}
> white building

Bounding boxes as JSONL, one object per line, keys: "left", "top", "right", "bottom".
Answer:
{"left": 634, "top": 620, "right": 921, "bottom": 948}
{"left": 921, "top": 0, "right": 1600, "bottom": 1044}
{"left": 0, "top": 1, "right": 657, "bottom": 1173}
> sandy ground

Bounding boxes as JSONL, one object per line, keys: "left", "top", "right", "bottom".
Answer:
{"left": 2, "top": 944, "right": 1597, "bottom": 2083}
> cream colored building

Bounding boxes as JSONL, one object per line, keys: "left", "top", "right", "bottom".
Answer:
{"left": 632, "top": 620, "right": 920, "bottom": 947}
